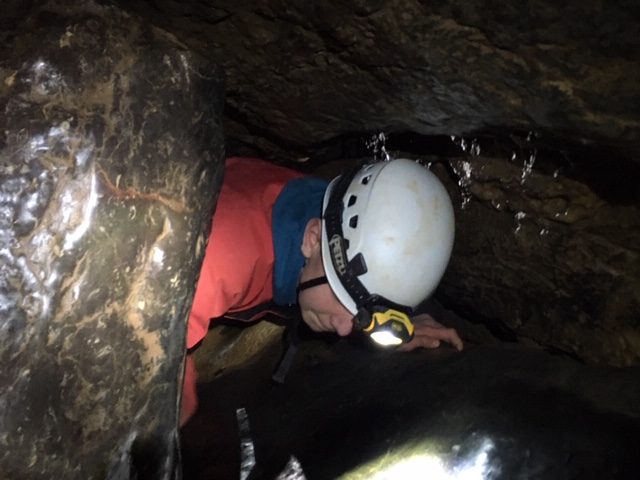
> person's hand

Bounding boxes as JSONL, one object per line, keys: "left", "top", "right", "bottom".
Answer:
{"left": 398, "top": 313, "right": 464, "bottom": 352}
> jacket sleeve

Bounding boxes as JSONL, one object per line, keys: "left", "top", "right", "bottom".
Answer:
{"left": 186, "top": 157, "right": 302, "bottom": 349}
{"left": 186, "top": 230, "right": 237, "bottom": 349}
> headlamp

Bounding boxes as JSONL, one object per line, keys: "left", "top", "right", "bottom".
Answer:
{"left": 354, "top": 301, "right": 415, "bottom": 347}
{"left": 297, "top": 276, "right": 415, "bottom": 347}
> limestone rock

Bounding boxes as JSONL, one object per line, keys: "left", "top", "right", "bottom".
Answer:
{"left": 0, "top": 1, "right": 225, "bottom": 478}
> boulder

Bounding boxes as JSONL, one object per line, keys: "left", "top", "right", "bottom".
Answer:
{"left": 0, "top": 1, "right": 225, "bottom": 478}
{"left": 181, "top": 327, "right": 640, "bottom": 480}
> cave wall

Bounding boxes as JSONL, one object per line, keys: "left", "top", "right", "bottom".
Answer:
{"left": 0, "top": 1, "right": 225, "bottom": 478}
{"left": 1, "top": 2, "right": 636, "bottom": 478}
{"left": 435, "top": 152, "right": 640, "bottom": 367}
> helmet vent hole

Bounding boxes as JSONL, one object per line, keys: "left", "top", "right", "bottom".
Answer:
{"left": 361, "top": 175, "right": 371, "bottom": 185}
{"left": 349, "top": 215, "right": 359, "bottom": 229}
{"left": 347, "top": 195, "right": 357, "bottom": 207}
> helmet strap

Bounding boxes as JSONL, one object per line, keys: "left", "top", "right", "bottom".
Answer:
{"left": 297, "top": 275, "right": 328, "bottom": 292}
{"left": 272, "top": 275, "right": 330, "bottom": 384}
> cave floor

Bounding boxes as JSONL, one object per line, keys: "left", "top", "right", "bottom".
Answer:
{"left": 180, "top": 325, "right": 640, "bottom": 480}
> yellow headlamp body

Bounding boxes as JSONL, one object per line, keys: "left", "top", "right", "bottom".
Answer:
{"left": 362, "top": 308, "right": 415, "bottom": 346}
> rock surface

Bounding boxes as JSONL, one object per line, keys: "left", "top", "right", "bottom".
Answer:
{"left": 114, "top": 0, "right": 640, "bottom": 162}
{"left": 435, "top": 147, "right": 640, "bottom": 367}
{"left": 1, "top": 2, "right": 638, "bottom": 478}
{"left": 181, "top": 322, "right": 640, "bottom": 479}
{"left": 0, "top": 1, "right": 224, "bottom": 478}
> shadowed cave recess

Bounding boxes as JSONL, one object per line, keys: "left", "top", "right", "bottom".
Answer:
{"left": 1, "top": 0, "right": 639, "bottom": 479}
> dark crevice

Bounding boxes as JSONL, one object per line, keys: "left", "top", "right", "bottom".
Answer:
{"left": 434, "top": 292, "right": 520, "bottom": 344}
{"left": 224, "top": 100, "right": 311, "bottom": 166}
{"left": 543, "top": 344, "right": 587, "bottom": 364}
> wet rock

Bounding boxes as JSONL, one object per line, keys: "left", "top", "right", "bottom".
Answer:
{"left": 433, "top": 146, "right": 640, "bottom": 367}
{"left": 193, "top": 320, "right": 285, "bottom": 385}
{"left": 181, "top": 327, "right": 640, "bottom": 479}
{"left": 0, "top": 1, "right": 224, "bottom": 478}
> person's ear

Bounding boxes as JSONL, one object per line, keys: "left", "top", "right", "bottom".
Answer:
{"left": 301, "top": 218, "right": 322, "bottom": 259}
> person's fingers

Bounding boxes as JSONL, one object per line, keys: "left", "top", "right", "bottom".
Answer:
{"left": 430, "top": 327, "right": 463, "bottom": 351}
{"left": 411, "top": 326, "right": 464, "bottom": 351}
{"left": 424, "top": 326, "right": 463, "bottom": 350}
{"left": 420, "top": 338, "right": 440, "bottom": 349}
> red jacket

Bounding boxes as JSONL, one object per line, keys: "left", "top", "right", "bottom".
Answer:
{"left": 187, "top": 157, "right": 304, "bottom": 349}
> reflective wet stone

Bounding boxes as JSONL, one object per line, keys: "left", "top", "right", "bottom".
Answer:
{"left": 0, "top": 1, "right": 224, "bottom": 478}
{"left": 181, "top": 323, "right": 640, "bottom": 480}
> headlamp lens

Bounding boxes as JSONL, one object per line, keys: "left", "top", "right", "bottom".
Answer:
{"left": 369, "top": 330, "right": 404, "bottom": 346}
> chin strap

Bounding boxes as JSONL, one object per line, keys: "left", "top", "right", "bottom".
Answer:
{"left": 272, "top": 275, "right": 329, "bottom": 384}
{"left": 271, "top": 322, "right": 300, "bottom": 384}
{"left": 297, "top": 275, "right": 328, "bottom": 291}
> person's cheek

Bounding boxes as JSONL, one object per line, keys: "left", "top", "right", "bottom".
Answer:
{"left": 303, "top": 313, "right": 321, "bottom": 332}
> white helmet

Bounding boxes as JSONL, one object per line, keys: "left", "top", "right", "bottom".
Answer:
{"left": 321, "top": 159, "right": 455, "bottom": 316}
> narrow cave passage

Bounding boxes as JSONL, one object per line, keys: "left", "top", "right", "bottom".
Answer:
{"left": 2, "top": 1, "right": 640, "bottom": 478}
